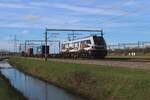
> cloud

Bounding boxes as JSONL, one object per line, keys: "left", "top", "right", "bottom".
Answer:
{"left": 30, "top": 2, "right": 125, "bottom": 16}
{"left": 54, "top": 3, "right": 124, "bottom": 16}
{"left": 0, "top": 13, "right": 83, "bottom": 29}
{"left": 0, "top": 13, "right": 41, "bottom": 23}
{"left": 0, "top": 2, "right": 32, "bottom": 9}
{"left": 24, "top": 15, "right": 40, "bottom": 21}
{"left": 0, "top": 1, "right": 147, "bottom": 17}
{"left": 0, "top": 22, "right": 42, "bottom": 29}
{"left": 21, "top": 30, "right": 29, "bottom": 35}
{"left": 123, "top": 0, "right": 137, "bottom": 6}
{"left": 0, "top": 1, "right": 149, "bottom": 31}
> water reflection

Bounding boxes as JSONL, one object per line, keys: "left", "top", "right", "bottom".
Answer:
{"left": 0, "top": 62, "right": 84, "bottom": 100}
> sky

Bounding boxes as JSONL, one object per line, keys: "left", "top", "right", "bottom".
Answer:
{"left": 0, "top": 0, "right": 150, "bottom": 51}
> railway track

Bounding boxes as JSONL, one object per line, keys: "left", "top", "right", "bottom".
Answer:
{"left": 26, "top": 57, "right": 150, "bottom": 70}
{"left": 20, "top": 56, "right": 150, "bottom": 70}
{"left": 103, "top": 58, "right": 150, "bottom": 62}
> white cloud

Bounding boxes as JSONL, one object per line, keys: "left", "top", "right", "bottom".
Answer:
{"left": 54, "top": 3, "right": 124, "bottom": 16}
{"left": 24, "top": 15, "right": 40, "bottom": 21}
{"left": 0, "top": 1, "right": 148, "bottom": 30}
{"left": 0, "top": 22, "right": 42, "bottom": 29}
{"left": 123, "top": 0, "right": 137, "bottom": 6}
{"left": 21, "top": 30, "right": 29, "bottom": 35}
{"left": 0, "top": 2, "right": 32, "bottom": 9}
{"left": 30, "top": 2, "right": 125, "bottom": 16}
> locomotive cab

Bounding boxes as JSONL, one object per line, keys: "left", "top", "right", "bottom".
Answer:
{"left": 89, "top": 35, "right": 107, "bottom": 58}
{"left": 91, "top": 36, "right": 107, "bottom": 49}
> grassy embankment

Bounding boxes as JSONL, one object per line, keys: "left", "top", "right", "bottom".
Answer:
{"left": 9, "top": 57, "right": 150, "bottom": 100}
{"left": 0, "top": 72, "right": 26, "bottom": 100}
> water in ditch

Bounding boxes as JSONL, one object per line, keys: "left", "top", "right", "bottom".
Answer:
{"left": 0, "top": 61, "right": 84, "bottom": 100}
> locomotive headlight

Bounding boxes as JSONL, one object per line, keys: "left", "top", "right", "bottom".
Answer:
{"left": 92, "top": 46, "right": 95, "bottom": 49}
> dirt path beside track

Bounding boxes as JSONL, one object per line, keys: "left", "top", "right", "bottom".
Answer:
{"left": 23, "top": 57, "right": 150, "bottom": 70}
{"left": 47, "top": 58, "right": 150, "bottom": 70}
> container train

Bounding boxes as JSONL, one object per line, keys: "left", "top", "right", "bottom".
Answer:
{"left": 36, "top": 45, "right": 49, "bottom": 57}
{"left": 22, "top": 45, "right": 49, "bottom": 57}
{"left": 22, "top": 35, "right": 107, "bottom": 58}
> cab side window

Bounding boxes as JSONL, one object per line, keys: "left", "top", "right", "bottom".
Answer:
{"left": 86, "top": 40, "right": 91, "bottom": 44}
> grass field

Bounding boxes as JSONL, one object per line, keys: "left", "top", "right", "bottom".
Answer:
{"left": 0, "top": 73, "right": 26, "bottom": 100}
{"left": 9, "top": 57, "right": 150, "bottom": 100}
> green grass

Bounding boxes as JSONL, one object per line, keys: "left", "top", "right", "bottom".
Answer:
{"left": 0, "top": 73, "right": 26, "bottom": 100}
{"left": 9, "top": 57, "right": 150, "bottom": 100}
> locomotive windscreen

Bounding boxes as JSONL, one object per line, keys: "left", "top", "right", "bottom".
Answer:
{"left": 93, "top": 36, "right": 105, "bottom": 45}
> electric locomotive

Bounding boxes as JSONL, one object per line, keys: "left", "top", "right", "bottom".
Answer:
{"left": 61, "top": 35, "right": 107, "bottom": 58}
